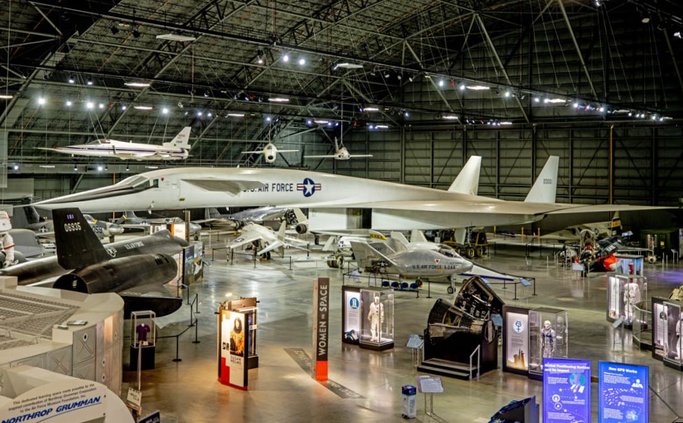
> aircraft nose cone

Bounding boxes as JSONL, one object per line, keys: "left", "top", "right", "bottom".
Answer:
{"left": 461, "top": 259, "right": 473, "bottom": 273}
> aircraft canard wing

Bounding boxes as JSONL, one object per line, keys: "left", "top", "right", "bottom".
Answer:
{"left": 303, "top": 154, "right": 335, "bottom": 159}
{"left": 183, "top": 179, "right": 266, "bottom": 194}
{"left": 256, "top": 240, "right": 284, "bottom": 256}
{"left": 348, "top": 154, "right": 373, "bottom": 158}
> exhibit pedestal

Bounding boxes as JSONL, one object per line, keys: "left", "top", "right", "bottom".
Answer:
{"left": 248, "top": 355, "right": 259, "bottom": 369}
{"left": 129, "top": 345, "right": 155, "bottom": 371}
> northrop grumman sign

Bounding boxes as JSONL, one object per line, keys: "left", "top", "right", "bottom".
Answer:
{"left": 312, "top": 277, "right": 330, "bottom": 381}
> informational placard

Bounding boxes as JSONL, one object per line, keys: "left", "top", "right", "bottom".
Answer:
{"left": 542, "top": 358, "right": 591, "bottom": 423}
{"left": 416, "top": 375, "right": 444, "bottom": 393}
{"left": 343, "top": 289, "right": 361, "bottom": 343}
{"left": 312, "top": 278, "right": 330, "bottom": 381}
{"left": 504, "top": 310, "right": 530, "bottom": 372}
{"left": 598, "top": 361, "right": 648, "bottom": 422}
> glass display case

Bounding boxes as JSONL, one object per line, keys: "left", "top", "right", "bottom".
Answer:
{"left": 652, "top": 298, "right": 683, "bottom": 370}
{"left": 528, "top": 307, "right": 568, "bottom": 378}
{"left": 614, "top": 254, "right": 644, "bottom": 276}
{"left": 607, "top": 274, "right": 647, "bottom": 327}
{"left": 130, "top": 310, "right": 156, "bottom": 370}
{"left": 342, "top": 286, "right": 362, "bottom": 344}
{"left": 359, "top": 288, "right": 394, "bottom": 350}
{"left": 632, "top": 300, "right": 652, "bottom": 350}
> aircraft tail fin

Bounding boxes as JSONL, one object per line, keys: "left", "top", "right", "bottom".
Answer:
{"left": 524, "top": 156, "right": 559, "bottom": 203}
{"left": 206, "top": 207, "right": 222, "bottom": 219}
{"left": 163, "top": 127, "right": 192, "bottom": 149}
{"left": 277, "top": 221, "right": 287, "bottom": 241}
{"left": 350, "top": 241, "right": 396, "bottom": 268}
{"left": 53, "top": 208, "right": 111, "bottom": 270}
{"left": 322, "top": 236, "right": 337, "bottom": 252}
{"left": 610, "top": 212, "right": 622, "bottom": 236}
{"left": 368, "top": 230, "right": 387, "bottom": 241}
{"left": 293, "top": 208, "right": 307, "bottom": 224}
{"left": 410, "top": 229, "right": 428, "bottom": 243}
{"left": 448, "top": 155, "right": 482, "bottom": 195}
{"left": 453, "top": 228, "right": 467, "bottom": 245}
{"left": 390, "top": 231, "right": 410, "bottom": 248}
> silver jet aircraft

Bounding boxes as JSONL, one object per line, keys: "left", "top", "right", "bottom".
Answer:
{"left": 34, "top": 156, "right": 665, "bottom": 231}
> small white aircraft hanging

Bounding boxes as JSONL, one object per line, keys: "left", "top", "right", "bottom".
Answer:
{"left": 304, "top": 137, "right": 373, "bottom": 161}
{"left": 37, "top": 127, "right": 192, "bottom": 161}
{"left": 241, "top": 142, "right": 299, "bottom": 164}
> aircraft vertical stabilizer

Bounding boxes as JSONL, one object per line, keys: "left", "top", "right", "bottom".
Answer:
{"left": 390, "top": 232, "right": 410, "bottom": 248}
{"left": 410, "top": 229, "right": 428, "bottom": 243}
{"left": 448, "top": 156, "right": 482, "bottom": 195}
{"left": 164, "top": 127, "right": 192, "bottom": 149}
{"left": 53, "top": 208, "right": 112, "bottom": 269}
{"left": 524, "top": 156, "right": 559, "bottom": 203}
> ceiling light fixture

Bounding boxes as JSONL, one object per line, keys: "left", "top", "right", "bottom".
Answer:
{"left": 268, "top": 97, "right": 289, "bottom": 103}
{"left": 0, "top": 94, "right": 13, "bottom": 100}
{"left": 155, "top": 33, "right": 196, "bottom": 42}
{"left": 86, "top": 79, "right": 93, "bottom": 86}
{"left": 124, "top": 81, "right": 151, "bottom": 88}
{"left": 37, "top": 97, "right": 46, "bottom": 106}
{"left": 442, "top": 115, "right": 459, "bottom": 120}
{"left": 363, "top": 106, "right": 379, "bottom": 112}
{"left": 68, "top": 75, "right": 75, "bottom": 84}
{"left": 298, "top": 57, "right": 306, "bottom": 66}
{"left": 133, "top": 105, "right": 153, "bottom": 110}
{"left": 466, "top": 85, "right": 490, "bottom": 90}
{"left": 282, "top": 53, "right": 290, "bottom": 63}
{"left": 227, "top": 113, "right": 244, "bottom": 117}
{"left": 333, "top": 62, "right": 363, "bottom": 70}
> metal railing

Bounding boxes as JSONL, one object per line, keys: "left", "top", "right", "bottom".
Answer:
{"left": 469, "top": 344, "right": 480, "bottom": 381}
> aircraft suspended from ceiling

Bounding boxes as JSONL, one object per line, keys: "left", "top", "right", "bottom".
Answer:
{"left": 241, "top": 142, "right": 299, "bottom": 164}
{"left": 304, "top": 137, "right": 373, "bottom": 161}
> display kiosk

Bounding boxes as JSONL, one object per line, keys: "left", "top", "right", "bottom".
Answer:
{"left": 217, "top": 300, "right": 253, "bottom": 389}
{"left": 528, "top": 307, "right": 568, "bottom": 379}
{"left": 607, "top": 274, "right": 647, "bottom": 327}
{"left": 652, "top": 297, "right": 683, "bottom": 370}
{"left": 221, "top": 297, "right": 258, "bottom": 368}
{"left": 614, "top": 254, "right": 645, "bottom": 276}
{"left": 502, "top": 305, "right": 531, "bottom": 375}
{"left": 359, "top": 288, "right": 394, "bottom": 350}
{"left": 341, "top": 285, "right": 362, "bottom": 344}
{"left": 130, "top": 311, "right": 156, "bottom": 371}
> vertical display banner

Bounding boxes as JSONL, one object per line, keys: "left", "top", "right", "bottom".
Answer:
{"left": 598, "top": 361, "right": 648, "bottom": 422}
{"left": 228, "top": 311, "right": 249, "bottom": 389}
{"left": 542, "top": 358, "right": 591, "bottom": 423}
{"left": 313, "top": 277, "right": 330, "bottom": 381}
{"left": 503, "top": 306, "right": 530, "bottom": 374}
{"left": 218, "top": 309, "right": 231, "bottom": 385}
{"left": 342, "top": 287, "right": 361, "bottom": 344}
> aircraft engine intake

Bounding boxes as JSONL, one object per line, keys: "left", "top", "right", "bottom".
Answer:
{"left": 53, "top": 254, "right": 177, "bottom": 294}
{"left": 295, "top": 223, "right": 308, "bottom": 234}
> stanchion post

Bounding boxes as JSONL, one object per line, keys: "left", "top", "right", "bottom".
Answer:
{"left": 172, "top": 335, "right": 182, "bottom": 362}
{"left": 193, "top": 319, "right": 200, "bottom": 344}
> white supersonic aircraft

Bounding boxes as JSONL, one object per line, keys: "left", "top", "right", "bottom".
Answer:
{"left": 33, "top": 155, "right": 666, "bottom": 231}
{"left": 304, "top": 137, "right": 373, "bottom": 161}
{"left": 241, "top": 142, "right": 299, "bottom": 164}
{"left": 37, "top": 127, "right": 192, "bottom": 161}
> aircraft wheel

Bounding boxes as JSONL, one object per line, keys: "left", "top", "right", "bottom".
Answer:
{"left": 447, "top": 285, "right": 454, "bottom": 294}
{"left": 466, "top": 247, "right": 475, "bottom": 258}
{"left": 336, "top": 255, "right": 344, "bottom": 268}
{"left": 475, "top": 246, "right": 483, "bottom": 257}
{"left": 647, "top": 255, "right": 657, "bottom": 264}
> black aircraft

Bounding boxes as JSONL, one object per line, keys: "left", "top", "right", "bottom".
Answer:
{"left": 1, "top": 208, "right": 188, "bottom": 317}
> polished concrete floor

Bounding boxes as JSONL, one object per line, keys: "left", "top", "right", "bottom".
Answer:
{"left": 122, "top": 243, "right": 683, "bottom": 422}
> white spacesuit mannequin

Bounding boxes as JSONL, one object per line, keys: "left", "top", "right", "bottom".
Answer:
{"left": 623, "top": 281, "right": 641, "bottom": 322}
{"left": 541, "top": 320, "right": 556, "bottom": 358}
{"left": 676, "top": 315, "right": 683, "bottom": 359}
{"left": 368, "top": 295, "right": 384, "bottom": 342}
{"left": 0, "top": 211, "right": 15, "bottom": 268}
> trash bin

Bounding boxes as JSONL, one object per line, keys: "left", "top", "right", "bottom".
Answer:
{"left": 401, "top": 385, "right": 417, "bottom": 419}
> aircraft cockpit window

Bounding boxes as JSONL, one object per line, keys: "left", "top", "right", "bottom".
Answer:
{"left": 438, "top": 247, "right": 456, "bottom": 257}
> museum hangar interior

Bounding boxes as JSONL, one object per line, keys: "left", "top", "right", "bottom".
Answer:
{"left": 0, "top": 0, "right": 683, "bottom": 422}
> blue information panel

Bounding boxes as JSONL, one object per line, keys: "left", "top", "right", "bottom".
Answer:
{"left": 543, "top": 358, "right": 591, "bottom": 423}
{"left": 598, "top": 361, "right": 649, "bottom": 422}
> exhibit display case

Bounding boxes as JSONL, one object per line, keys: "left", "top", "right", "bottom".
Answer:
{"left": 341, "top": 285, "right": 362, "bottom": 344}
{"left": 130, "top": 310, "right": 156, "bottom": 371}
{"left": 528, "top": 307, "right": 568, "bottom": 378}
{"left": 652, "top": 297, "right": 683, "bottom": 370}
{"left": 359, "top": 288, "right": 394, "bottom": 350}
{"left": 502, "top": 305, "right": 531, "bottom": 375}
{"left": 607, "top": 274, "right": 647, "bottom": 327}
{"left": 632, "top": 301, "right": 652, "bottom": 350}
{"left": 614, "top": 254, "right": 644, "bottom": 276}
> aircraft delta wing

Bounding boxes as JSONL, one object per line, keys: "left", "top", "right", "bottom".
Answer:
{"left": 228, "top": 221, "right": 309, "bottom": 256}
{"left": 33, "top": 156, "right": 668, "bottom": 231}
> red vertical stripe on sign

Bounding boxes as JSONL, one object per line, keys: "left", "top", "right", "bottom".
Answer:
{"left": 315, "top": 360, "right": 328, "bottom": 381}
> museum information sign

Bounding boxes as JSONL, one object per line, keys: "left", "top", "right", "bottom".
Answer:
{"left": 542, "top": 358, "right": 591, "bottom": 423}
{"left": 598, "top": 361, "right": 648, "bottom": 422}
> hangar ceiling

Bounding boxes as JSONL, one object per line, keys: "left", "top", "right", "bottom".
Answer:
{"left": 0, "top": 0, "right": 682, "bottom": 184}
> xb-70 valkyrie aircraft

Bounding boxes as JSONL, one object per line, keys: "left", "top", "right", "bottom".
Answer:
{"left": 34, "top": 156, "right": 666, "bottom": 231}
